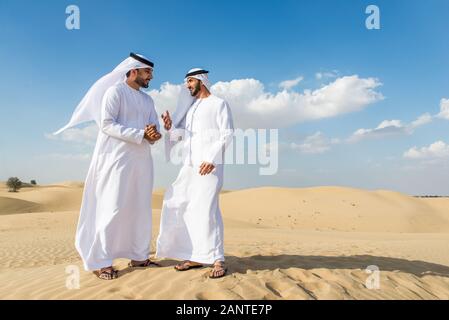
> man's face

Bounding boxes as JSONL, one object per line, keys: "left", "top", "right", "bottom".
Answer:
{"left": 186, "top": 77, "right": 201, "bottom": 96}
{"left": 134, "top": 68, "right": 153, "bottom": 88}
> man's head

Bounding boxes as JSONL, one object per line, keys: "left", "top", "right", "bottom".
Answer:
{"left": 126, "top": 67, "right": 153, "bottom": 88}
{"left": 185, "top": 68, "right": 210, "bottom": 97}
{"left": 186, "top": 77, "right": 203, "bottom": 96}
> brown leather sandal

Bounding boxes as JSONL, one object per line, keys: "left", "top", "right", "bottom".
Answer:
{"left": 93, "top": 267, "right": 118, "bottom": 280}
{"left": 209, "top": 262, "right": 227, "bottom": 279}
{"left": 174, "top": 260, "right": 204, "bottom": 271}
{"left": 128, "top": 259, "right": 161, "bottom": 268}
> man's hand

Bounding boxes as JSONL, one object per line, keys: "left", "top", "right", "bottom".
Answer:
{"left": 199, "top": 162, "right": 215, "bottom": 175}
{"left": 161, "top": 111, "right": 172, "bottom": 131}
{"left": 144, "top": 124, "right": 162, "bottom": 144}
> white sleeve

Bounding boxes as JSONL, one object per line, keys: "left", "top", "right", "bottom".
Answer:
{"left": 204, "top": 101, "right": 234, "bottom": 165}
{"left": 100, "top": 87, "right": 145, "bottom": 144}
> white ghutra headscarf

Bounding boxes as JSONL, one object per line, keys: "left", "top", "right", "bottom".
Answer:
{"left": 54, "top": 53, "right": 154, "bottom": 135}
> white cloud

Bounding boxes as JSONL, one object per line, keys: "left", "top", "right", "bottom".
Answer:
{"left": 290, "top": 132, "right": 339, "bottom": 154}
{"left": 45, "top": 124, "right": 98, "bottom": 145}
{"left": 404, "top": 141, "right": 449, "bottom": 160}
{"left": 262, "top": 141, "right": 279, "bottom": 156}
{"left": 349, "top": 120, "right": 406, "bottom": 142}
{"left": 150, "top": 75, "right": 384, "bottom": 129}
{"left": 437, "top": 98, "right": 449, "bottom": 120}
{"left": 410, "top": 113, "right": 432, "bottom": 128}
{"left": 348, "top": 113, "right": 432, "bottom": 142}
{"left": 315, "top": 71, "right": 338, "bottom": 80}
{"left": 40, "top": 153, "right": 92, "bottom": 161}
{"left": 216, "top": 75, "right": 383, "bottom": 128}
{"left": 148, "top": 82, "right": 182, "bottom": 117}
{"left": 279, "top": 76, "right": 304, "bottom": 90}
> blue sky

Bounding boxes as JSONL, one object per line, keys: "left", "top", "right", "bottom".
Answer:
{"left": 0, "top": 0, "right": 448, "bottom": 195}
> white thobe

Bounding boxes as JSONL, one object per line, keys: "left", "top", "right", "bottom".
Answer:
{"left": 156, "top": 94, "right": 234, "bottom": 264}
{"left": 75, "top": 81, "right": 160, "bottom": 271}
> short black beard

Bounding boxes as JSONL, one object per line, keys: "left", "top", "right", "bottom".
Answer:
{"left": 135, "top": 76, "right": 149, "bottom": 88}
{"left": 190, "top": 82, "right": 201, "bottom": 96}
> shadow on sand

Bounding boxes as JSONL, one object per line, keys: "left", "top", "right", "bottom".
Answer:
{"left": 118, "top": 255, "right": 449, "bottom": 279}
{"left": 225, "top": 254, "right": 449, "bottom": 278}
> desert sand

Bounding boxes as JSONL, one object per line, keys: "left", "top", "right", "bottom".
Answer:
{"left": 1, "top": 182, "right": 449, "bottom": 299}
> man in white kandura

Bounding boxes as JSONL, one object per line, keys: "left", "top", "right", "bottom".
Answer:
{"left": 54, "top": 53, "right": 162, "bottom": 280}
{"left": 156, "top": 68, "right": 234, "bottom": 279}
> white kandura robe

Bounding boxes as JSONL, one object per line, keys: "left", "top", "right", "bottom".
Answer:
{"left": 156, "top": 94, "right": 234, "bottom": 264}
{"left": 75, "top": 81, "right": 160, "bottom": 271}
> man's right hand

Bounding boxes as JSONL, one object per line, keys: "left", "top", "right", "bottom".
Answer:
{"left": 161, "top": 111, "right": 172, "bottom": 131}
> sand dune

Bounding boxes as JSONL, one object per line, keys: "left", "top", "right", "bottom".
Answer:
{"left": 0, "top": 184, "right": 83, "bottom": 214}
{"left": 1, "top": 183, "right": 449, "bottom": 299}
{"left": 220, "top": 187, "right": 449, "bottom": 233}
{"left": 0, "top": 183, "right": 164, "bottom": 213}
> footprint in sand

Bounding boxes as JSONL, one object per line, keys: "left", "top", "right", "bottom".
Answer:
{"left": 196, "top": 290, "right": 242, "bottom": 300}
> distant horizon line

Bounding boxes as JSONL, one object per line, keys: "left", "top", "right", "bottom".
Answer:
{"left": 1, "top": 180, "right": 448, "bottom": 198}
